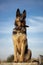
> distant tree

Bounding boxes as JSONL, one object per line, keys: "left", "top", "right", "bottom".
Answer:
{"left": 7, "top": 55, "right": 14, "bottom": 62}
{"left": 0, "top": 60, "right": 1, "bottom": 63}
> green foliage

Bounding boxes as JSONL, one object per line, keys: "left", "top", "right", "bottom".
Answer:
{"left": 7, "top": 55, "right": 14, "bottom": 62}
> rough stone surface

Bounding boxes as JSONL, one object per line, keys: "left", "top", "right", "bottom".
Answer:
{"left": 0, "top": 62, "right": 39, "bottom": 65}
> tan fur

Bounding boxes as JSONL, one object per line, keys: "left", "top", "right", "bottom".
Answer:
{"left": 12, "top": 32, "right": 26, "bottom": 61}
{"left": 12, "top": 9, "right": 31, "bottom": 62}
{"left": 12, "top": 31, "right": 31, "bottom": 62}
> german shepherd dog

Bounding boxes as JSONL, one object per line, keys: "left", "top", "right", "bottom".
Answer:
{"left": 12, "top": 9, "right": 31, "bottom": 62}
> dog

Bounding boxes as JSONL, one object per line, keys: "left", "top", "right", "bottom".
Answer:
{"left": 12, "top": 9, "right": 31, "bottom": 62}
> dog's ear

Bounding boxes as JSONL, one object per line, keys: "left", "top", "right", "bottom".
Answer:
{"left": 23, "top": 10, "right": 26, "bottom": 19}
{"left": 16, "top": 9, "right": 20, "bottom": 17}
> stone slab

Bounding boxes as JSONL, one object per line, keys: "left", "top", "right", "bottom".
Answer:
{"left": 0, "top": 62, "right": 39, "bottom": 65}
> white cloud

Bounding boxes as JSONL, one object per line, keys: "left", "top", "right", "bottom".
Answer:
{"left": 0, "top": 17, "right": 15, "bottom": 34}
{"left": 31, "top": 48, "right": 43, "bottom": 58}
{"left": 26, "top": 16, "right": 43, "bottom": 33}
{"left": 0, "top": 28, "right": 12, "bottom": 34}
{"left": 26, "top": 16, "right": 43, "bottom": 58}
{"left": 33, "top": 16, "right": 43, "bottom": 21}
{"left": 27, "top": 26, "right": 43, "bottom": 33}
{"left": 28, "top": 37, "right": 43, "bottom": 44}
{"left": 0, "top": 38, "right": 14, "bottom": 60}
{"left": 27, "top": 36, "right": 43, "bottom": 58}
{"left": 0, "top": 38, "right": 12, "bottom": 44}
{"left": 0, "top": 47, "right": 14, "bottom": 60}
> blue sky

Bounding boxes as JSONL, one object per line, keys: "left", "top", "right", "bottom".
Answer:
{"left": 0, "top": 0, "right": 43, "bottom": 60}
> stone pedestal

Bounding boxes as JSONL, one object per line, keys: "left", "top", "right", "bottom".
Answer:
{"left": 0, "top": 62, "right": 39, "bottom": 65}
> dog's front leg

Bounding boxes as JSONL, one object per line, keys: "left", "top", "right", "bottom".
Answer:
{"left": 12, "top": 35, "right": 18, "bottom": 62}
{"left": 14, "top": 43, "right": 18, "bottom": 62}
{"left": 19, "top": 34, "right": 26, "bottom": 62}
{"left": 20, "top": 41, "right": 26, "bottom": 62}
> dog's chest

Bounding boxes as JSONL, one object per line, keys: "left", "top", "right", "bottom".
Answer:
{"left": 16, "top": 33, "right": 23, "bottom": 52}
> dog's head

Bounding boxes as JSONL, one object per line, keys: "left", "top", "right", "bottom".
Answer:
{"left": 16, "top": 8, "right": 26, "bottom": 19}
{"left": 15, "top": 9, "right": 26, "bottom": 27}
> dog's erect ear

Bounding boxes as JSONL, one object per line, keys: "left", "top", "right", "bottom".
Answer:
{"left": 23, "top": 10, "right": 26, "bottom": 19}
{"left": 16, "top": 9, "right": 20, "bottom": 17}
